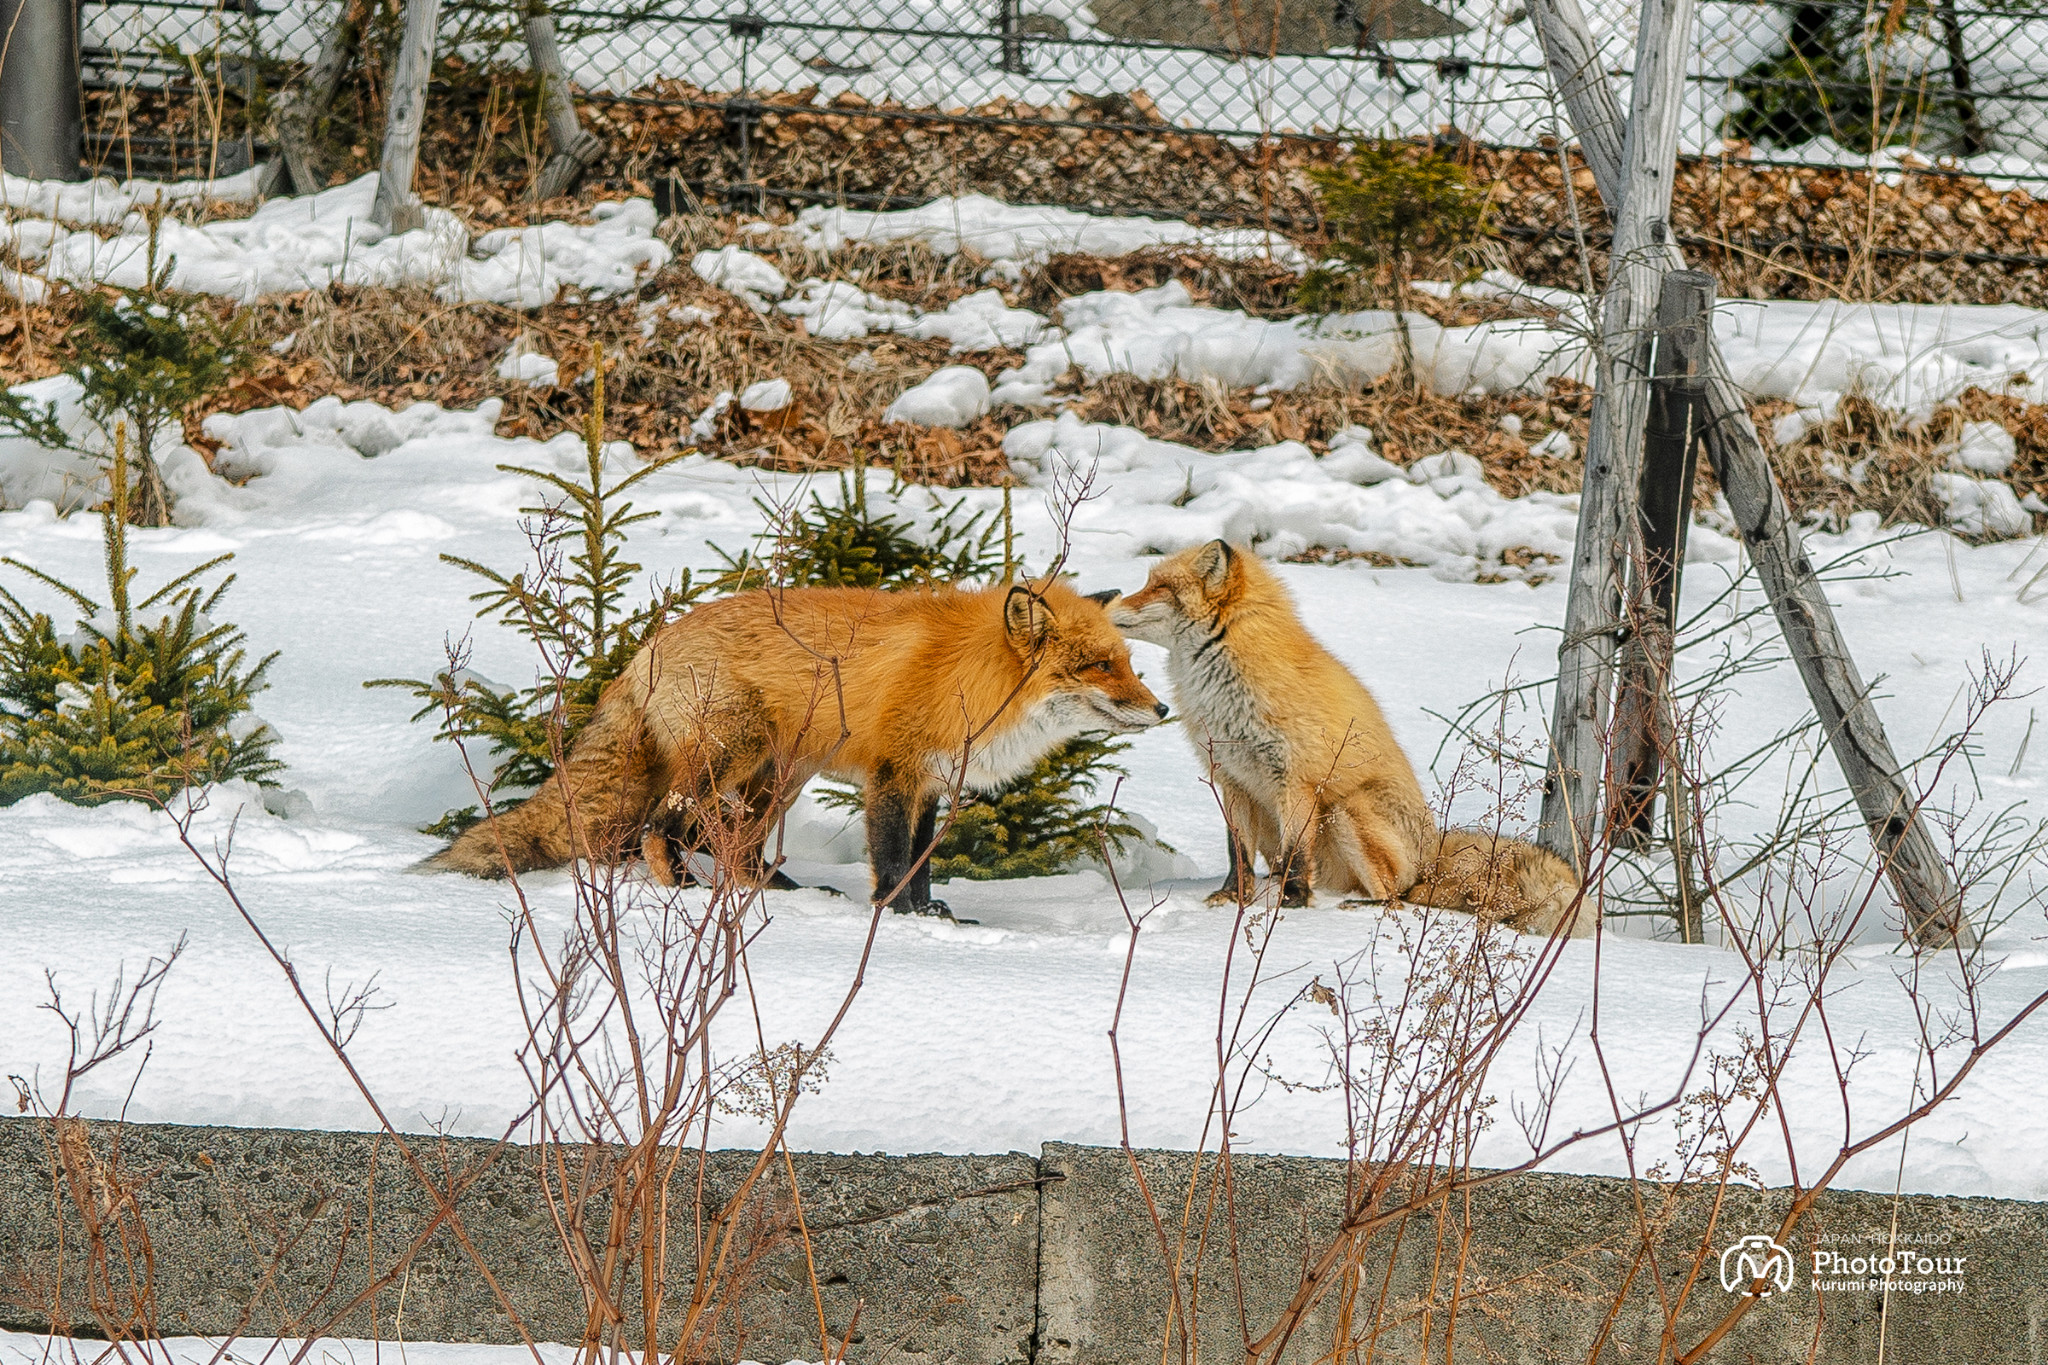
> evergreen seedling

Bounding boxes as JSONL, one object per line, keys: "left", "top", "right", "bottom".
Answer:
{"left": 0, "top": 205, "right": 248, "bottom": 527}
{"left": 708, "top": 468, "right": 1004, "bottom": 593}
{"left": 0, "top": 425, "right": 281, "bottom": 805}
{"left": 1302, "top": 140, "right": 1490, "bottom": 387}
{"left": 371, "top": 345, "right": 699, "bottom": 833}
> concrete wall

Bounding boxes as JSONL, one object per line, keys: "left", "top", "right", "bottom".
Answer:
{"left": 4, "top": 1120, "right": 2043, "bottom": 1363}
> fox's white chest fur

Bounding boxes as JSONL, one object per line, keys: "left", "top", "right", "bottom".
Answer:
{"left": 926, "top": 692, "right": 1105, "bottom": 793}
{"left": 1165, "top": 620, "right": 1289, "bottom": 799}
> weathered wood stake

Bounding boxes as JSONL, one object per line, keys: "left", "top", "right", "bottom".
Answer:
{"left": 526, "top": 0, "right": 606, "bottom": 202}
{"left": 1611, "top": 269, "right": 1712, "bottom": 848}
{"left": 371, "top": 0, "right": 440, "bottom": 232}
{"left": 1530, "top": 0, "right": 1971, "bottom": 948}
{"left": 1536, "top": 0, "right": 1695, "bottom": 870}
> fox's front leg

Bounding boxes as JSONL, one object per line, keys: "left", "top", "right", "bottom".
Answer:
{"left": 865, "top": 771, "right": 949, "bottom": 916}
{"left": 1274, "top": 786, "right": 1322, "bottom": 908}
{"left": 1206, "top": 773, "right": 1262, "bottom": 906}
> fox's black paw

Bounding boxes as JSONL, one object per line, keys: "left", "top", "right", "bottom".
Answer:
{"left": 890, "top": 898, "right": 978, "bottom": 925}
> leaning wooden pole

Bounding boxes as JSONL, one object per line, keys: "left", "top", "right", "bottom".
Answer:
{"left": 261, "top": 0, "right": 371, "bottom": 196}
{"left": 371, "top": 0, "right": 440, "bottom": 231}
{"left": 1530, "top": 0, "right": 1972, "bottom": 948}
{"left": 525, "top": 0, "right": 605, "bottom": 201}
{"left": 1535, "top": 0, "right": 1694, "bottom": 871}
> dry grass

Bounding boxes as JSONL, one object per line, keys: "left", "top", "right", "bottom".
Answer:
{"left": 5, "top": 173, "right": 2041, "bottom": 527}
{"left": 1764, "top": 387, "right": 2048, "bottom": 539}
{"left": 1015, "top": 246, "right": 1307, "bottom": 318}
{"left": 1056, "top": 371, "right": 1593, "bottom": 497}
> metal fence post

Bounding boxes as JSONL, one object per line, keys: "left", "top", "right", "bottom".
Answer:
{"left": 997, "top": 0, "right": 1025, "bottom": 74}
{"left": 0, "top": 0, "right": 83, "bottom": 180}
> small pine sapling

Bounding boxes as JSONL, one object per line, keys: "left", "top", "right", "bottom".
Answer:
{"left": 0, "top": 205, "right": 248, "bottom": 527}
{"left": 370, "top": 345, "right": 699, "bottom": 834}
{"left": 707, "top": 468, "right": 1004, "bottom": 593}
{"left": 1302, "top": 140, "right": 1490, "bottom": 388}
{"left": 0, "top": 426, "right": 281, "bottom": 805}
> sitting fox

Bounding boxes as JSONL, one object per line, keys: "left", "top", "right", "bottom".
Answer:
{"left": 430, "top": 580, "right": 1168, "bottom": 915}
{"left": 1108, "top": 540, "right": 1590, "bottom": 937}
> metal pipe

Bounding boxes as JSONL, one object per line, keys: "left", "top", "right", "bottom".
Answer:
{"left": 0, "top": 0, "right": 82, "bottom": 180}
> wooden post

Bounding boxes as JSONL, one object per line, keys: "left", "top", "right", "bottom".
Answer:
{"left": 525, "top": 0, "right": 605, "bottom": 202}
{"left": 1611, "top": 269, "right": 1712, "bottom": 848}
{"left": 371, "top": 0, "right": 440, "bottom": 232}
{"left": 1530, "top": 0, "right": 1972, "bottom": 949}
{"left": 262, "top": 0, "right": 372, "bottom": 197}
{"left": 1536, "top": 0, "right": 1695, "bottom": 871}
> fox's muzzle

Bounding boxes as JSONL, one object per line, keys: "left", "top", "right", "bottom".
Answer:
{"left": 1091, "top": 694, "right": 1169, "bottom": 732}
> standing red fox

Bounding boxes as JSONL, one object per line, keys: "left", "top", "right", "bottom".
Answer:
{"left": 430, "top": 580, "right": 1167, "bottom": 914}
{"left": 1109, "top": 540, "right": 1590, "bottom": 937}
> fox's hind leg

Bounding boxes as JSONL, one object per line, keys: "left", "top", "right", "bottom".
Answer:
{"left": 639, "top": 722, "right": 772, "bottom": 888}
{"left": 737, "top": 762, "right": 805, "bottom": 891}
{"left": 1272, "top": 784, "right": 1330, "bottom": 908}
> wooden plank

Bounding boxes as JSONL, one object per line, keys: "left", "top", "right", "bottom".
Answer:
{"left": 1535, "top": 0, "right": 1695, "bottom": 871}
{"left": 1529, "top": 0, "right": 1972, "bottom": 948}
{"left": 370, "top": 0, "right": 440, "bottom": 232}
{"left": 1611, "top": 269, "right": 1712, "bottom": 853}
{"left": 525, "top": 0, "right": 605, "bottom": 202}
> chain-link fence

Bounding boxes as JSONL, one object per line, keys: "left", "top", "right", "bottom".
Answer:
{"left": 72, "top": 0, "right": 2048, "bottom": 210}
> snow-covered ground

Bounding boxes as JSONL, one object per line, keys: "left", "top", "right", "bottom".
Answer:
{"left": 1, "top": 385, "right": 2044, "bottom": 1201}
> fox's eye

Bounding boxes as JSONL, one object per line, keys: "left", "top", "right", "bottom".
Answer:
{"left": 1087, "top": 660, "right": 1114, "bottom": 673}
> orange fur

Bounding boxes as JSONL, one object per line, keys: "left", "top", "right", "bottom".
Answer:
{"left": 1109, "top": 541, "right": 1590, "bottom": 938}
{"left": 430, "top": 580, "right": 1166, "bottom": 912}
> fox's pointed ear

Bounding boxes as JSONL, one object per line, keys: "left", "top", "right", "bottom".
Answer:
{"left": 1192, "top": 540, "right": 1235, "bottom": 590}
{"left": 1004, "top": 585, "right": 1051, "bottom": 651}
{"left": 1084, "top": 588, "right": 1121, "bottom": 606}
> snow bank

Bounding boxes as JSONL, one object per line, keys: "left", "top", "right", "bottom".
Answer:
{"left": 1950, "top": 420, "right": 2019, "bottom": 474}
{"left": 4, "top": 175, "right": 669, "bottom": 308}
{"left": 886, "top": 366, "right": 991, "bottom": 426}
{"left": 1718, "top": 297, "right": 2048, "bottom": 417}
{"left": 497, "top": 337, "right": 559, "bottom": 388}
{"left": 779, "top": 280, "right": 1050, "bottom": 351}
{"left": 1932, "top": 472, "right": 2033, "bottom": 538}
{"left": 0, "top": 166, "right": 264, "bottom": 224}
{"left": 692, "top": 243, "right": 788, "bottom": 312}
{"left": 795, "top": 194, "right": 1305, "bottom": 267}
{"left": 1002, "top": 412, "right": 1735, "bottom": 582}
{"left": 990, "top": 282, "right": 1586, "bottom": 405}
{"left": 969, "top": 277, "right": 2048, "bottom": 428}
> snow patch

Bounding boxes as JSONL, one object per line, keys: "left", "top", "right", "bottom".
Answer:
{"left": 795, "top": 193, "right": 1305, "bottom": 267}
{"left": 1948, "top": 420, "right": 2018, "bottom": 475}
{"left": 3, "top": 175, "right": 669, "bottom": 308}
{"left": 693, "top": 245, "right": 788, "bottom": 312}
{"left": 1932, "top": 472, "right": 2034, "bottom": 538}
{"left": 885, "top": 366, "right": 991, "bottom": 427}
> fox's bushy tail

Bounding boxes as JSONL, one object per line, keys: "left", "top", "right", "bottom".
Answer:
{"left": 1409, "top": 829, "right": 1593, "bottom": 939}
{"left": 425, "top": 680, "right": 660, "bottom": 879}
